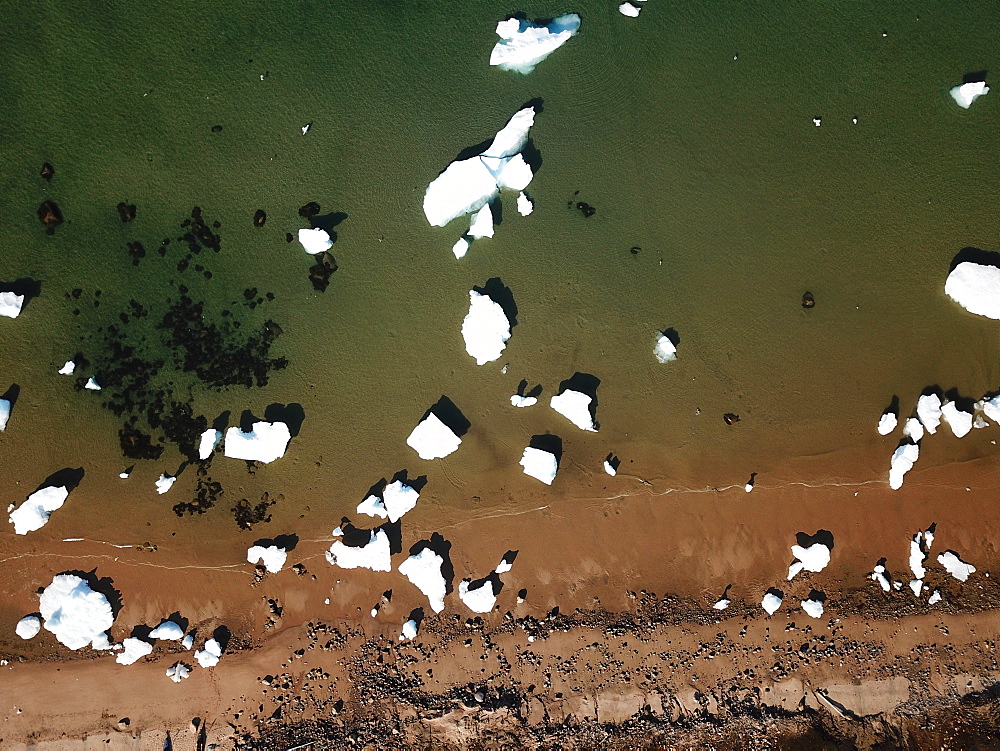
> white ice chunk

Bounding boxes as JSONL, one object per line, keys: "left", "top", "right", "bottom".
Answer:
{"left": 10, "top": 485, "right": 70, "bottom": 535}
{"left": 801, "top": 598, "right": 824, "bottom": 619}
{"left": 400, "top": 618, "right": 418, "bottom": 641}
{"left": 58, "top": 359, "right": 76, "bottom": 375}
{"left": 909, "top": 534, "right": 927, "bottom": 580}
{"left": 85, "top": 377, "right": 102, "bottom": 391}
{"left": 941, "top": 401, "right": 973, "bottom": 438}
{"left": 761, "top": 592, "right": 782, "bottom": 615}
{"left": 938, "top": 551, "right": 976, "bottom": 581}
{"left": 398, "top": 548, "right": 447, "bottom": 613}
{"left": 326, "top": 528, "right": 392, "bottom": 571}
{"left": 713, "top": 598, "right": 730, "bottom": 611}
{"left": 195, "top": 638, "right": 222, "bottom": 668}
{"left": 950, "top": 80, "right": 989, "bottom": 109}
{"left": 119, "top": 467, "right": 132, "bottom": 479}
{"left": 654, "top": 332, "right": 677, "bottom": 363}
{"left": 149, "top": 620, "right": 185, "bottom": 641}
{"left": 468, "top": 204, "right": 494, "bottom": 239}
{"left": 788, "top": 543, "right": 831, "bottom": 580}
{"left": 490, "top": 14, "right": 581, "bottom": 74}
{"left": 224, "top": 421, "right": 291, "bottom": 464}
{"left": 452, "top": 237, "right": 471, "bottom": 259}
{"left": 15, "top": 615, "right": 40, "bottom": 640}
{"left": 0, "top": 291, "right": 24, "bottom": 319}
{"left": 510, "top": 394, "right": 538, "bottom": 408}
{"left": 166, "top": 662, "right": 191, "bottom": 682}
{"left": 463, "top": 290, "right": 511, "bottom": 365}
{"left": 247, "top": 544, "right": 287, "bottom": 573}
{"left": 407, "top": 412, "right": 461, "bottom": 460}
{"left": 519, "top": 446, "right": 558, "bottom": 485}
{"left": 787, "top": 561, "right": 804, "bottom": 580}
{"left": 917, "top": 394, "right": 942, "bottom": 433}
{"left": 982, "top": 394, "right": 1000, "bottom": 424}
{"left": 946, "top": 261, "right": 1000, "bottom": 319}
{"left": 517, "top": 192, "right": 533, "bottom": 216}
{"left": 494, "top": 558, "right": 513, "bottom": 575}
{"left": 927, "top": 589, "right": 942, "bottom": 605}
{"left": 604, "top": 460, "right": 617, "bottom": 476}
{"left": 0, "top": 399, "right": 9, "bottom": 431}
{"left": 298, "top": 227, "right": 333, "bottom": 255}
{"left": 495, "top": 153, "right": 533, "bottom": 191}
{"left": 356, "top": 480, "right": 420, "bottom": 523}
{"left": 877, "top": 411, "right": 898, "bottom": 436}
{"left": 619, "top": 2, "right": 641, "bottom": 17}
{"left": 181, "top": 634, "right": 194, "bottom": 650}
{"left": 39, "top": 574, "right": 114, "bottom": 651}
{"left": 549, "top": 389, "right": 597, "bottom": 432}
{"left": 872, "top": 564, "right": 891, "bottom": 592}
{"left": 909, "top": 579, "right": 923, "bottom": 597}
{"left": 198, "top": 428, "right": 222, "bottom": 460}
{"left": 116, "top": 637, "right": 153, "bottom": 665}
{"left": 459, "top": 579, "right": 497, "bottom": 613}
{"left": 902, "top": 417, "right": 924, "bottom": 442}
{"left": 155, "top": 473, "right": 176, "bottom": 495}
{"left": 889, "top": 442, "right": 919, "bottom": 490}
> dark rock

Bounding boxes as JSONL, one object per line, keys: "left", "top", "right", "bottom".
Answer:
{"left": 723, "top": 413, "right": 740, "bottom": 425}
{"left": 298, "top": 202, "right": 321, "bottom": 218}
{"left": 254, "top": 209, "right": 267, "bottom": 227}
{"left": 576, "top": 201, "right": 596, "bottom": 218}
{"left": 117, "top": 202, "right": 137, "bottom": 223}
{"left": 37, "top": 200, "right": 63, "bottom": 233}
{"left": 308, "top": 252, "right": 338, "bottom": 292}
{"left": 126, "top": 241, "right": 146, "bottom": 266}
{"left": 40, "top": 163, "right": 54, "bottom": 181}
{"left": 629, "top": 246, "right": 640, "bottom": 255}
{"left": 285, "top": 232, "right": 294, "bottom": 243}
{"left": 211, "top": 124, "right": 223, "bottom": 133}
{"left": 802, "top": 291, "right": 815, "bottom": 309}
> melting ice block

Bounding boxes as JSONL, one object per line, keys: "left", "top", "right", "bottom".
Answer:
{"left": 407, "top": 412, "right": 461, "bottom": 460}
{"left": 713, "top": 598, "right": 730, "bottom": 611}
{"left": 166, "top": 662, "right": 191, "bottom": 682}
{"left": 398, "top": 548, "right": 447, "bottom": 613}
{"left": 877, "top": 411, "right": 897, "bottom": 435}
{"left": 247, "top": 544, "right": 287, "bottom": 573}
{"left": 15, "top": 615, "right": 40, "bottom": 640}
{"left": 761, "top": 591, "right": 782, "bottom": 615}
{"left": 116, "top": 637, "right": 153, "bottom": 665}
{"left": 519, "top": 446, "right": 558, "bottom": 485}
{"left": 400, "top": 618, "right": 418, "bottom": 641}
{"left": 0, "top": 291, "right": 24, "bottom": 318}
{"left": 423, "top": 107, "right": 536, "bottom": 229}
{"left": 945, "top": 261, "right": 1000, "bottom": 320}
{"left": 357, "top": 479, "right": 420, "bottom": 523}
{"left": 787, "top": 543, "right": 831, "bottom": 580}
{"left": 950, "top": 80, "right": 989, "bottom": 109}
{"left": 459, "top": 579, "right": 498, "bottom": 613}
{"left": 619, "top": 2, "right": 641, "bottom": 17}
{"left": 468, "top": 204, "right": 494, "bottom": 239}
{"left": 801, "top": 598, "right": 824, "bottom": 619}
{"left": 463, "top": 290, "right": 511, "bottom": 365}
{"left": 198, "top": 428, "right": 222, "bottom": 460}
{"left": 549, "top": 389, "right": 597, "bottom": 432}
{"left": 326, "top": 528, "right": 392, "bottom": 572}
{"left": 917, "top": 393, "right": 943, "bottom": 434}
{"left": 149, "top": 620, "right": 185, "bottom": 641}
{"left": 517, "top": 192, "right": 533, "bottom": 216}
{"left": 155, "top": 473, "right": 176, "bottom": 495}
{"left": 195, "top": 638, "right": 222, "bottom": 668}
{"left": 298, "top": 227, "right": 333, "bottom": 255}
{"left": 39, "top": 574, "right": 114, "bottom": 651}
{"left": 938, "top": 551, "right": 976, "bottom": 581}
{"left": 0, "top": 399, "right": 10, "bottom": 431}
{"left": 654, "top": 332, "right": 677, "bottom": 362}
{"left": 58, "top": 359, "right": 76, "bottom": 375}
{"left": 224, "top": 421, "right": 291, "bottom": 464}
{"left": 490, "top": 14, "right": 581, "bottom": 74}
{"left": 889, "top": 442, "right": 919, "bottom": 490}
{"left": 510, "top": 394, "right": 537, "bottom": 408}
{"left": 941, "top": 401, "right": 973, "bottom": 438}
{"left": 10, "top": 485, "right": 70, "bottom": 535}
{"left": 85, "top": 377, "right": 102, "bottom": 391}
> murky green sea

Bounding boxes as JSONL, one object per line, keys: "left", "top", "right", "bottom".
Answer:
{"left": 2, "top": 0, "right": 1000, "bottom": 542}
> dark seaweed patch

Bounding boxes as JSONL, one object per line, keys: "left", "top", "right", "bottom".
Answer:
{"left": 232, "top": 492, "right": 278, "bottom": 530}
{"left": 173, "top": 470, "right": 223, "bottom": 516}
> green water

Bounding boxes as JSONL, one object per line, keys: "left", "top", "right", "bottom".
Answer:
{"left": 2, "top": 0, "right": 1000, "bottom": 543}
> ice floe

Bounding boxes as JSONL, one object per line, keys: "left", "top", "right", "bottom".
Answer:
{"left": 463, "top": 290, "right": 511, "bottom": 365}
{"left": 181, "top": 633, "right": 194, "bottom": 650}
{"left": 510, "top": 394, "right": 537, "bottom": 408}
{"left": 941, "top": 401, "right": 973, "bottom": 438}
{"left": 917, "top": 393, "right": 942, "bottom": 434}
{"left": 490, "top": 14, "right": 581, "bottom": 74}
{"left": 877, "top": 411, "right": 898, "bottom": 436}
{"left": 517, "top": 192, "right": 533, "bottom": 216}
{"left": 326, "top": 528, "right": 392, "bottom": 572}
{"left": 407, "top": 412, "right": 462, "bottom": 460}
{"left": 937, "top": 551, "right": 976, "bottom": 581}
{"left": 15, "top": 615, "right": 40, "bottom": 640}
{"left": 155, "top": 473, "right": 176, "bottom": 495}
{"left": 84, "top": 377, "right": 102, "bottom": 391}
{"left": 357, "top": 479, "right": 420, "bottom": 523}
{"left": 298, "top": 227, "right": 333, "bottom": 255}
{"left": 950, "top": 80, "right": 989, "bottom": 109}
{"left": 761, "top": 590, "right": 782, "bottom": 615}
{"left": 224, "top": 421, "right": 291, "bottom": 464}
{"left": 10, "top": 485, "right": 70, "bottom": 535}
{"left": 549, "top": 389, "right": 597, "bottom": 432}
{"left": 654, "top": 332, "right": 677, "bottom": 363}
{"left": 946, "top": 261, "right": 1000, "bottom": 319}
{"left": 58, "top": 359, "right": 76, "bottom": 375}
{"left": 116, "top": 637, "right": 153, "bottom": 665}
{"left": 149, "top": 620, "right": 185, "bottom": 641}
{"left": 399, "top": 548, "right": 447, "bottom": 613}
{"left": 423, "top": 106, "right": 536, "bottom": 233}
{"left": 468, "top": 204, "right": 494, "bottom": 240}
{"left": 902, "top": 417, "right": 924, "bottom": 443}
{"left": 787, "top": 542, "right": 831, "bottom": 580}
{"left": 619, "top": 2, "right": 641, "bottom": 17}
{"left": 39, "top": 574, "right": 114, "bottom": 651}
{"left": 166, "top": 662, "right": 191, "bottom": 682}
{"left": 452, "top": 238, "right": 471, "bottom": 260}
{"left": 400, "top": 618, "right": 419, "bottom": 641}
{"left": 195, "top": 638, "right": 222, "bottom": 668}
{"left": 801, "top": 597, "right": 824, "bottom": 619}
{"left": 520, "top": 446, "right": 558, "bottom": 485}
{"left": 459, "top": 578, "right": 499, "bottom": 613}
{"left": 888, "top": 442, "right": 919, "bottom": 490}
{"left": 198, "top": 428, "right": 222, "bottom": 460}
{"left": 247, "top": 544, "right": 287, "bottom": 573}
{"left": 0, "top": 291, "right": 24, "bottom": 318}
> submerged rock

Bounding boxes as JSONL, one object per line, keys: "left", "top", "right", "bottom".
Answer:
{"left": 117, "top": 202, "right": 137, "bottom": 223}
{"left": 253, "top": 209, "right": 267, "bottom": 227}
{"left": 40, "top": 163, "right": 54, "bottom": 181}
{"left": 37, "top": 200, "right": 63, "bottom": 233}
{"left": 308, "top": 253, "right": 338, "bottom": 292}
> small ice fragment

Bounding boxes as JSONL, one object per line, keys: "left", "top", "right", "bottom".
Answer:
{"left": 745, "top": 472, "right": 756, "bottom": 492}
{"left": 917, "top": 394, "right": 942, "bottom": 433}
{"left": 198, "top": 428, "right": 222, "bottom": 460}
{"left": 0, "top": 399, "right": 10, "bottom": 431}
{"left": 927, "top": 589, "right": 942, "bottom": 605}
{"left": 356, "top": 479, "right": 420, "bottom": 523}
{"left": 520, "top": 446, "right": 558, "bottom": 485}
{"left": 950, "top": 80, "right": 989, "bottom": 109}
{"left": 787, "top": 561, "right": 804, "bottom": 580}
{"left": 604, "top": 459, "right": 617, "bottom": 476}
{"left": 15, "top": 615, "right": 41, "bottom": 640}
{"left": 510, "top": 394, "right": 538, "bottom": 408}
{"left": 195, "top": 638, "right": 222, "bottom": 668}
{"left": 909, "top": 579, "right": 923, "bottom": 597}
{"left": 871, "top": 564, "right": 890, "bottom": 592}
{"left": 516, "top": 192, "right": 533, "bottom": 216}
{"left": 713, "top": 598, "right": 730, "bottom": 611}
{"left": 181, "top": 633, "right": 194, "bottom": 650}
{"left": 549, "top": 389, "right": 597, "bottom": 431}
{"left": 902, "top": 417, "right": 924, "bottom": 442}
{"left": 247, "top": 544, "right": 287, "bottom": 573}
{"left": 761, "top": 591, "right": 782, "bottom": 615}
{"left": 398, "top": 547, "right": 447, "bottom": 613}
{"left": 654, "top": 332, "right": 677, "bottom": 362}
{"left": 801, "top": 598, "right": 824, "bottom": 618}
{"left": 155, "top": 473, "right": 176, "bottom": 495}
{"left": 116, "top": 637, "right": 153, "bottom": 665}
{"left": 407, "top": 412, "right": 462, "bottom": 460}
{"left": 941, "top": 401, "right": 973, "bottom": 438}
{"left": 889, "top": 442, "right": 919, "bottom": 490}
{"left": 938, "top": 551, "right": 976, "bottom": 581}
{"left": 85, "top": 377, "right": 102, "bottom": 391}
{"left": 119, "top": 466, "right": 133, "bottom": 479}
{"left": 618, "top": 2, "right": 641, "bottom": 17}
{"left": 149, "top": 620, "right": 185, "bottom": 641}
{"left": 370, "top": 606, "right": 378, "bottom": 617}
{"left": 166, "top": 662, "right": 191, "bottom": 682}
{"left": 452, "top": 237, "right": 470, "bottom": 259}
{"left": 468, "top": 204, "right": 494, "bottom": 239}
{"left": 812, "top": 117, "right": 822, "bottom": 127}
{"left": 909, "top": 533, "right": 927, "bottom": 580}
{"left": 400, "top": 618, "right": 418, "bottom": 641}
{"left": 0, "top": 291, "right": 25, "bottom": 319}
{"left": 58, "top": 359, "right": 76, "bottom": 375}
{"left": 297, "top": 227, "right": 333, "bottom": 255}
{"left": 301, "top": 122, "right": 312, "bottom": 135}
{"left": 877, "top": 411, "right": 898, "bottom": 435}
{"left": 463, "top": 290, "right": 511, "bottom": 365}
{"left": 494, "top": 555, "right": 514, "bottom": 574}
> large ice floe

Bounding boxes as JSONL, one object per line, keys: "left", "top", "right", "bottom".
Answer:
{"left": 116, "top": 637, "right": 153, "bottom": 665}
{"left": 888, "top": 442, "right": 919, "bottom": 490}
{"left": 407, "top": 408, "right": 463, "bottom": 460}
{"left": 10, "top": 485, "right": 71, "bottom": 535}
{"left": 549, "top": 389, "right": 597, "bottom": 432}
{"left": 489, "top": 14, "right": 581, "bottom": 74}
{"left": 15, "top": 615, "right": 40, "bottom": 640}
{"left": 950, "top": 80, "right": 989, "bottom": 109}
{"left": 247, "top": 544, "right": 287, "bottom": 573}
{"left": 39, "top": 574, "right": 115, "bottom": 650}
{"left": 423, "top": 106, "right": 536, "bottom": 256}
{"left": 357, "top": 479, "right": 420, "bottom": 523}
{"left": 224, "top": 421, "right": 291, "bottom": 463}
{"left": 398, "top": 548, "right": 447, "bottom": 613}
{"left": 945, "top": 261, "right": 1000, "bottom": 319}
{"left": 326, "top": 527, "right": 392, "bottom": 571}
{"left": 520, "top": 446, "right": 558, "bottom": 485}
{"left": 787, "top": 541, "right": 831, "bottom": 580}
{"left": 462, "top": 290, "right": 512, "bottom": 365}
{"left": 0, "top": 291, "right": 24, "bottom": 318}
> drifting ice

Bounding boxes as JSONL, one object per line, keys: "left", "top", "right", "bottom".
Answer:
{"left": 490, "top": 14, "right": 581, "bottom": 74}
